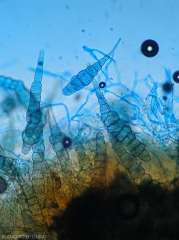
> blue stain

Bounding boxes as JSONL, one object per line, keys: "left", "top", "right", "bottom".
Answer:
{"left": 91, "top": 78, "right": 151, "bottom": 163}
{"left": 0, "top": 38, "right": 179, "bottom": 237}
{"left": 62, "top": 38, "right": 121, "bottom": 96}
{"left": 2, "top": 97, "right": 15, "bottom": 113}
{"left": 22, "top": 50, "right": 44, "bottom": 154}
{"left": 0, "top": 76, "right": 30, "bottom": 109}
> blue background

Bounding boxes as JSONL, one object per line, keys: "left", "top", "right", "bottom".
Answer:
{"left": 0, "top": 0, "right": 178, "bottom": 94}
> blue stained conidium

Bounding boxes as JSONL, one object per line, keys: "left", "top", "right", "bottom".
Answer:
{"left": 22, "top": 50, "right": 44, "bottom": 154}
{"left": 62, "top": 38, "right": 121, "bottom": 96}
{"left": 92, "top": 78, "right": 151, "bottom": 162}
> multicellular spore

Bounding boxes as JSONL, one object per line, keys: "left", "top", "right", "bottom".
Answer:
{"left": 0, "top": 39, "right": 179, "bottom": 239}
{"left": 22, "top": 50, "right": 44, "bottom": 155}
{"left": 62, "top": 38, "right": 121, "bottom": 96}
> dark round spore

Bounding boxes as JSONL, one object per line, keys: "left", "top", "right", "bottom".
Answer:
{"left": 99, "top": 81, "right": 106, "bottom": 88}
{"left": 62, "top": 136, "right": 72, "bottom": 148}
{"left": 173, "top": 70, "right": 179, "bottom": 83}
{"left": 115, "top": 194, "right": 140, "bottom": 220}
{"left": 163, "top": 96, "right": 167, "bottom": 101}
{"left": 141, "top": 39, "right": 159, "bottom": 57}
{"left": 163, "top": 82, "right": 173, "bottom": 93}
{"left": 0, "top": 176, "right": 7, "bottom": 193}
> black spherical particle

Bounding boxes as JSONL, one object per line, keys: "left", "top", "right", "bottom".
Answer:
{"left": 99, "top": 81, "right": 106, "bottom": 88}
{"left": 141, "top": 39, "right": 159, "bottom": 57}
{"left": 62, "top": 136, "right": 72, "bottom": 148}
{"left": 173, "top": 71, "right": 179, "bottom": 83}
